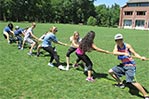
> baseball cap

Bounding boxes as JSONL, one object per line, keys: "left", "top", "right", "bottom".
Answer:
{"left": 15, "top": 26, "right": 20, "bottom": 29}
{"left": 114, "top": 33, "right": 123, "bottom": 40}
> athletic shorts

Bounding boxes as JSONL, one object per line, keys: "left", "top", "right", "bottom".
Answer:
{"left": 25, "top": 38, "right": 35, "bottom": 44}
{"left": 112, "top": 64, "right": 136, "bottom": 83}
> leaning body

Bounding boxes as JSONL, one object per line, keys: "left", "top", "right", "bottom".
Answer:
{"left": 112, "top": 43, "right": 136, "bottom": 83}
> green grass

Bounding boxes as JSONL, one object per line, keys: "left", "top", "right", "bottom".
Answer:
{"left": 0, "top": 22, "right": 149, "bottom": 99}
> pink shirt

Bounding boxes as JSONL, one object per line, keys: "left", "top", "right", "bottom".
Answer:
{"left": 76, "top": 48, "right": 84, "bottom": 55}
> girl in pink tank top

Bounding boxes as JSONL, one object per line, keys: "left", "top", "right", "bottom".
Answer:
{"left": 75, "top": 31, "right": 111, "bottom": 82}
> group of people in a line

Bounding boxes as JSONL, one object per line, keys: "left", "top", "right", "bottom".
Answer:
{"left": 3, "top": 22, "right": 149, "bottom": 99}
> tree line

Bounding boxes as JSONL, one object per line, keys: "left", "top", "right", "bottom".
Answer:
{"left": 0, "top": 0, "right": 120, "bottom": 27}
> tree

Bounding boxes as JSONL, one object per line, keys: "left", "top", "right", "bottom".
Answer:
{"left": 110, "top": 3, "right": 120, "bottom": 27}
{"left": 87, "top": 16, "right": 97, "bottom": 26}
{"left": 95, "top": 4, "right": 120, "bottom": 27}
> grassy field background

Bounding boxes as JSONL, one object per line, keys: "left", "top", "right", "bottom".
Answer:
{"left": 0, "top": 22, "right": 149, "bottom": 99}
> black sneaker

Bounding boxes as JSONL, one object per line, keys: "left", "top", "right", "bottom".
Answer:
{"left": 36, "top": 53, "right": 40, "bottom": 57}
{"left": 114, "top": 83, "right": 125, "bottom": 88}
{"left": 145, "top": 96, "right": 149, "bottom": 99}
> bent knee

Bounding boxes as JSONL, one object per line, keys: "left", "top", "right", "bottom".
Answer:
{"left": 108, "top": 69, "right": 114, "bottom": 74}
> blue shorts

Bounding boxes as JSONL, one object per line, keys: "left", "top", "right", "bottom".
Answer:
{"left": 112, "top": 64, "right": 136, "bottom": 83}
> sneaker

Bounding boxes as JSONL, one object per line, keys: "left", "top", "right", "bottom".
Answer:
{"left": 27, "top": 52, "right": 32, "bottom": 56}
{"left": 18, "top": 46, "right": 21, "bottom": 49}
{"left": 48, "top": 63, "right": 54, "bottom": 67}
{"left": 145, "top": 96, "right": 149, "bottom": 99}
{"left": 86, "top": 77, "right": 95, "bottom": 82}
{"left": 58, "top": 65, "right": 66, "bottom": 70}
{"left": 8, "top": 41, "right": 10, "bottom": 44}
{"left": 65, "top": 66, "right": 69, "bottom": 71}
{"left": 20, "top": 47, "right": 23, "bottom": 50}
{"left": 36, "top": 52, "right": 40, "bottom": 57}
{"left": 114, "top": 83, "right": 125, "bottom": 88}
{"left": 84, "top": 66, "right": 88, "bottom": 72}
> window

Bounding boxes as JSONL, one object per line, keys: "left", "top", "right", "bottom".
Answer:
{"left": 127, "top": 3, "right": 149, "bottom": 7}
{"left": 135, "top": 20, "right": 145, "bottom": 27}
{"left": 124, "top": 20, "right": 132, "bottom": 26}
{"left": 137, "top": 11, "right": 146, "bottom": 15}
{"left": 124, "top": 11, "right": 133, "bottom": 15}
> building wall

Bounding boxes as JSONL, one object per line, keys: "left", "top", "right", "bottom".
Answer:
{"left": 119, "top": 6, "right": 149, "bottom": 30}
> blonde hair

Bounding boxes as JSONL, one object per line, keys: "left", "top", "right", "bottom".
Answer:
{"left": 73, "top": 31, "right": 79, "bottom": 37}
{"left": 49, "top": 26, "right": 57, "bottom": 32}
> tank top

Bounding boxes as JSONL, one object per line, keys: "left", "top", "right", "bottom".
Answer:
{"left": 76, "top": 47, "right": 84, "bottom": 55}
{"left": 117, "top": 43, "right": 136, "bottom": 66}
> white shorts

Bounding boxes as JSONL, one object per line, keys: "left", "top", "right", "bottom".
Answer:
{"left": 25, "top": 38, "right": 35, "bottom": 44}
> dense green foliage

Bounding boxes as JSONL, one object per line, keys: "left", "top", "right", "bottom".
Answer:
{"left": 0, "top": 22, "right": 148, "bottom": 99}
{"left": 87, "top": 16, "right": 97, "bottom": 26}
{"left": 0, "top": 0, "right": 120, "bottom": 27}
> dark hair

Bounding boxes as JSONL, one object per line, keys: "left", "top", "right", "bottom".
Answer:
{"left": 8, "top": 23, "right": 13, "bottom": 30}
{"left": 79, "top": 31, "right": 95, "bottom": 52}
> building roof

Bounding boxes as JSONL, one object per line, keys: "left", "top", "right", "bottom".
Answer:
{"left": 127, "top": 0, "right": 149, "bottom": 3}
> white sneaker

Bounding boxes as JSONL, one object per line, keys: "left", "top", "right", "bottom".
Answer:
{"left": 84, "top": 66, "right": 88, "bottom": 71}
{"left": 20, "top": 47, "right": 23, "bottom": 50}
{"left": 27, "top": 52, "right": 32, "bottom": 56}
{"left": 48, "top": 63, "right": 54, "bottom": 67}
{"left": 8, "top": 41, "right": 10, "bottom": 44}
{"left": 58, "top": 65, "right": 66, "bottom": 70}
{"left": 65, "top": 66, "right": 69, "bottom": 71}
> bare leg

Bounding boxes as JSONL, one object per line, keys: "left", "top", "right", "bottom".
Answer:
{"left": 21, "top": 40, "right": 25, "bottom": 50}
{"left": 4, "top": 32, "right": 10, "bottom": 43}
{"left": 132, "top": 82, "right": 148, "bottom": 97}
{"left": 109, "top": 69, "right": 122, "bottom": 84}
{"left": 88, "top": 70, "right": 92, "bottom": 78}
{"left": 37, "top": 45, "right": 41, "bottom": 54}
{"left": 29, "top": 42, "right": 36, "bottom": 53}
{"left": 66, "top": 57, "right": 70, "bottom": 70}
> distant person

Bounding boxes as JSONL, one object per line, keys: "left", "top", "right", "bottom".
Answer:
{"left": 36, "top": 31, "right": 48, "bottom": 57}
{"left": 14, "top": 26, "right": 26, "bottom": 49}
{"left": 65, "top": 31, "right": 82, "bottom": 70}
{"left": 3, "top": 23, "right": 15, "bottom": 44}
{"left": 108, "top": 34, "right": 149, "bottom": 99}
{"left": 75, "top": 31, "right": 111, "bottom": 82}
{"left": 21, "top": 22, "right": 39, "bottom": 55}
{"left": 41, "top": 26, "right": 68, "bottom": 70}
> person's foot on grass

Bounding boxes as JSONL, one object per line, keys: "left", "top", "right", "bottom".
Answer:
{"left": 114, "top": 83, "right": 125, "bottom": 89}
{"left": 48, "top": 63, "right": 54, "bottom": 67}
{"left": 86, "top": 77, "right": 95, "bottom": 82}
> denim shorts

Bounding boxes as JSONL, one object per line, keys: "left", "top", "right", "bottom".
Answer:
{"left": 112, "top": 64, "right": 136, "bottom": 83}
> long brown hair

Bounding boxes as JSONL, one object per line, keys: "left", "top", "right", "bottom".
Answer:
{"left": 79, "top": 31, "right": 95, "bottom": 52}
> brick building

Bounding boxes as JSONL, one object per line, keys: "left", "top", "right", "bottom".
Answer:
{"left": 119, "top": 0, "right": 149, "bottom": 30}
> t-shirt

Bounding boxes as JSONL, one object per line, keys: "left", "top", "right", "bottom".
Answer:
{"left": 70, "top": 36, "right": 82, "bottom": 48}
{"left": 24, "top": 27, "right": 33, "bottom": 40}
{"left": 14, "top": 28, "right": 24, "bottom": 36}
{"left": 3, "top": 26, "right": 11, "bottom": 33}
{"left": 42, "top": 32, "right": 58, "bottom": 47}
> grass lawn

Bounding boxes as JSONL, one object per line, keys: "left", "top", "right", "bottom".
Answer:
{"left": 0, "top": 22, "right": 149, "bottom": 99}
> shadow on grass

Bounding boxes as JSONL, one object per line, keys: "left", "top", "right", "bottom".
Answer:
{"left": 93, "top": 70, "right": 115, "bottom": 81}
{"left": 81, "top": 69, "right": 115, "bottom": 81}
{"left": 123, "top": 81, "right": 149, "bottom": 98}
{"left": 74, "top": 64, "right": 115, "bottom": 81}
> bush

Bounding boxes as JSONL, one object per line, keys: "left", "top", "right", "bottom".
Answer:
{"left": 87, "top": 16, "right": 97, "bottom": 26}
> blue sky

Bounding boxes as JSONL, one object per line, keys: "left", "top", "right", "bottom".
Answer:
{"left": 94, "top": 0, "right": 128, "bottom": 7}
